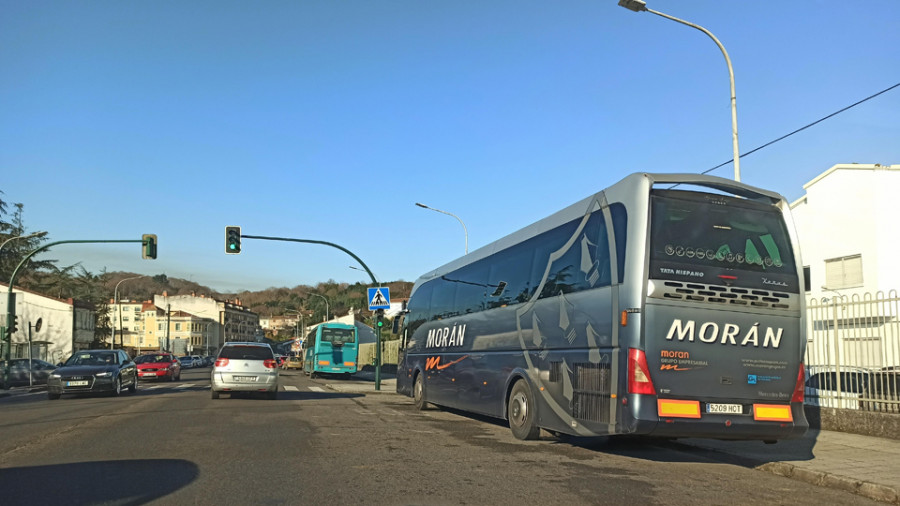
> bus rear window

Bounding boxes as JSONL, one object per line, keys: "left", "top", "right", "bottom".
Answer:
{"left": 321, "top": 328, "right": 355, "bottom": 344}
{"left": 649, "top": 190, "right": 796, "bottom": 283}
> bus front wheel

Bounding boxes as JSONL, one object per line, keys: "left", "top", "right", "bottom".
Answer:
{"left": 413, "top": 373, "right": 428, "bottom": 410}
{"left": 508, "top": 380, "right": 540, "bottom": 440}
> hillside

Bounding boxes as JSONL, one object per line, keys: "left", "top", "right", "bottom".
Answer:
{"left": 103, "top": 272, "right": 412, "bottom": 322}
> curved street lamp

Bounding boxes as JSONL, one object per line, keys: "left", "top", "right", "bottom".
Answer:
{"left": 415, "top": 202, "right": 469, "bottom": 254}
{"left": 301, "top": 293, "right": 330, "bottom": 322}
{"left": 112, "top": 275, "right": 145, "bottom": 350}
{"left": 618, "top": 0, "right": 742, "bottom": 182}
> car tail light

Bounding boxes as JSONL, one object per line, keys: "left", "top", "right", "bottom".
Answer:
{"left": 215, "top": 358, "right": 229, "bottom": 367}
{"left": 628, "top": 348, "right": 657, "bottom": 395}
{"left": 263, "top": 359, "right": 277, "bottom": 369}
{"left": 791, "top": 363, "right": 805, "bottom": 403}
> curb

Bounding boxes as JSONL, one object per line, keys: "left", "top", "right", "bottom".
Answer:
{"left": 757, "top": 461, "right": 900, "bottom": 505}
{"left": 0, "top": 385, "right": 48, "bottom": 398}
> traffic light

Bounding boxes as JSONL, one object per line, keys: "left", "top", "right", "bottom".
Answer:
{"left": 375, "top": 309, "right": 385, "bottom": 329}
{"left": 8, "top": 315, "right": 19, "bottom": 336}
{"left": 142, "top": 234, "right": 157, "bottom": 259}
{"left": 225, "top": 226, "right": 241, "bottom": 254}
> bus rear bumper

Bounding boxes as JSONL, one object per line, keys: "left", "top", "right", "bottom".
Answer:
{"left": 627, "top": 397, "right": 809, "bottom": 441}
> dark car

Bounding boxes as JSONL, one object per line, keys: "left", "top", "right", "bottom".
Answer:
{"left": 134, "top": 353, "right": 182, "bottom": 382}
{"left": 0, "top": 358, "right": 57, "bottom": 388}
{"left": 47, "top": 350, "right": 138, "bottom": 400}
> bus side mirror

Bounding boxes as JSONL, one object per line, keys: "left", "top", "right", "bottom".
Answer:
{"left": 392, "top": 314, "right": 405, "bottom": 334}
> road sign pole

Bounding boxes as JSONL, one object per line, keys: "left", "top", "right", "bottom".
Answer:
{"left": 375, "top": 321, "right": 382, "bottom": 391}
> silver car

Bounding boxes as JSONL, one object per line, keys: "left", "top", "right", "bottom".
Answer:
{"left": 211, "top": 342, "right": 279, "bottom": 400}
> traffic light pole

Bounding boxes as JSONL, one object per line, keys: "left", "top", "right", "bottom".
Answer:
{"left": 3, "top": 238, "right": 154, "bottom": 389}
{"left": 239, "top": 234, "right": 384, "bottom": 390}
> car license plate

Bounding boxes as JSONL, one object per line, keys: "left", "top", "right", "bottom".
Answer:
{"left": 66, "top": 380, "right": 89, "bottom": 387}
{"left": 233, "top": 376, "right": 256, "bottom": 382}
{"left": 141, "top": 372, "right": 156, "bottom": 376}
{"left": 707, "top": 403, "right": 743, "bottom": 414}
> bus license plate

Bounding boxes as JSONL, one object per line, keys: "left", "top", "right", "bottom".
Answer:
{"left": 233, "top": 376, "right": 256, "bottom": 382}
{"left": 707, "top": 403, "right": 742, "bottom": 414}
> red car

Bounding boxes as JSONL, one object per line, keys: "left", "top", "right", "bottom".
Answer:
{"left": 135, "top": 353, "right": 182, "bottom": 381}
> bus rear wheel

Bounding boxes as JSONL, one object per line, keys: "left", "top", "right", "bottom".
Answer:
{"left": 508, "top": 380, "right": 540, "bottom": 440}
{"left": 413, "top": 373, "right": 428, "bottom": 410}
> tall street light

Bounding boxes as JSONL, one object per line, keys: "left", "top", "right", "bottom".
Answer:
{"left": 0, "top": 231, "right": 47, "bottom": 258}
{"left": 301, "top": 293, "right": 330, "bottom": 322}
{"left": 112, "top": 275, "right": 145, "bottom": 350}
{"left": 415, "top": 202, "right": 469, "bottom": 254}
{"left": 618, "top": 0, "right": 742, "bottom": 182}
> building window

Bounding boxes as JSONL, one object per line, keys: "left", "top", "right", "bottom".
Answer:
{"left": 825, "top": 254, "right": 863, "bottom": 289}
{"left": 176, "top": 323, "right": 182, "bottom": 331}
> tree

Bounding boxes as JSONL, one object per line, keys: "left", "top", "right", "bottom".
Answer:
{"left": 0, "top": 193, "right": 51, "bottom": 284}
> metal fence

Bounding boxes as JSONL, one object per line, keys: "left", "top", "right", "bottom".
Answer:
{"left": 805, "top": 290, "right": 900, "bottom": 413}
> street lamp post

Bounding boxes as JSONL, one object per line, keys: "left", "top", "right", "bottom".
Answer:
{"left": 112, "top": 275, "right": 145, "bottom": 350}
{"left": 415, "top": 203, "right": 469, "bottom": 254}
{"left": 301, "top": 293, "right": 330, "bottom": 322}
{"left": 0, "top": 231, "right": 46, "bottom": 259}
{"left": 205, "top": 322, "right": 213, "bottom": 356}
{"left": 618, "top": 0, "right": 742, "bottom": 182}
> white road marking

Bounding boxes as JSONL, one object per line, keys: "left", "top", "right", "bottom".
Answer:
{"left": 284, "top": 386, "right": 299, "bottom": 392}
{"left": 309, "top": 386, "right": 325, "bottom": 392}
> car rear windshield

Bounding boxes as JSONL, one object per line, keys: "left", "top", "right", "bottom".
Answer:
{"left": 135, "top": 354, "right": 171, "bottom": 364}
{"left": 219, "top": 345, "right": 273, "bottom": 360}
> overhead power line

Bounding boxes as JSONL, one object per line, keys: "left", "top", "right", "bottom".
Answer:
{"left": 703, "top": 81, "right": 900, "bottom": 176}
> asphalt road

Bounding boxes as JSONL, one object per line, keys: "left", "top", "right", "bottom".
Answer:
{"left": 0, "top": 367, "right": 878, "bottom": 505}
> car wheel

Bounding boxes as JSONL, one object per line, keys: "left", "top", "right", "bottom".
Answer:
{"left": 211, "top": 389, "right": 220, "bottom": 399}
{"left": 413, "top": 372, "right": 428, "bottom": 411}
{"left": 48, "top": 392, "right": 60, "bottom": 400}
{"left": 128, "top": 377, "right": 137, "bottom": 393}
{"left": 111, "top": 377, "right": 122, "bottom": 397}
{"left": 508, "top": 379, "right": 540, "bottom": 440}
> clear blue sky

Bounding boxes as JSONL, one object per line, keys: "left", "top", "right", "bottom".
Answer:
{"left": 2, "top": 1, "right": 898, "bottom": 293}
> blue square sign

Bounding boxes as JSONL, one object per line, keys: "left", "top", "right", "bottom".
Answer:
{"left": 368, "top": 287, "right": 391, "bottom": 310}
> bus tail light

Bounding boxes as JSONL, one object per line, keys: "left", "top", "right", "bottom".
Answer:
{"left": 263, "top": 359, "right": 277, "bottom": 369}
{"left": 791, "top": 363, "right": 805, "bottom": 403}
{"left": 628, "top": 348, "right": 656, "bottom": 395}
{"left": 344, "top": 362, "right": 355, "bottom": 367}
{"left": 215, "top": 358, "right": 229, "bottom": 368}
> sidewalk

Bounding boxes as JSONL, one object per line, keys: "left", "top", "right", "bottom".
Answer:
{"left": 676, "top": 430, "right": 900, "bottom": 504}
{"left": 322, "top": 373, "right": 900, "bottom": 504}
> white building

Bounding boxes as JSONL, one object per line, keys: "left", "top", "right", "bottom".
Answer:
{"left": 1, "top": 283, "right": 96, "bottom": 364}
{"left": 154, "top": 292, "right": 260, "bottom": 352}
{"left": 790, "top": 163, "right": 900, "bottom": 300}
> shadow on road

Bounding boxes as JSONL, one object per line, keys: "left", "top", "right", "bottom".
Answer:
{"left": 215, "top": 390, "right": 363, "bottom": 401}
{"left": 0, "top": 459, "right": 199, "bottom": 505}
{"left": 424, "top": 403, "right": 818, "bottom": 466}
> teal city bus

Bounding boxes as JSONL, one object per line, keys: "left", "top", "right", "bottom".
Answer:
{"left": 303, "top": 323, "right": 359, "bottom": 378}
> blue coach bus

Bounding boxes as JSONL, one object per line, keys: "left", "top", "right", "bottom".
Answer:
{"left": 303, "top": 323, "right": 359, "bottom": 378}
{"left": 396, "top": 173, "right": 808, "bottom": 442}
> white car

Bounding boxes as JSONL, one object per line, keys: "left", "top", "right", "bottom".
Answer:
{"left": 211, "top": 342, "right": 279, "bottom": 400}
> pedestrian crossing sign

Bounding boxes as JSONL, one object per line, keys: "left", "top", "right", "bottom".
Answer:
{"left": 368, "top": 287, "right": 391, "bottom": 310}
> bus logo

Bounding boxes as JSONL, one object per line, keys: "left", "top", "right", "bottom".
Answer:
{"left": 665, "top": 319, "right": 784, "bottom": 349}
{"left": 425, "top": 355, "right": 470, "bottom": 371}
